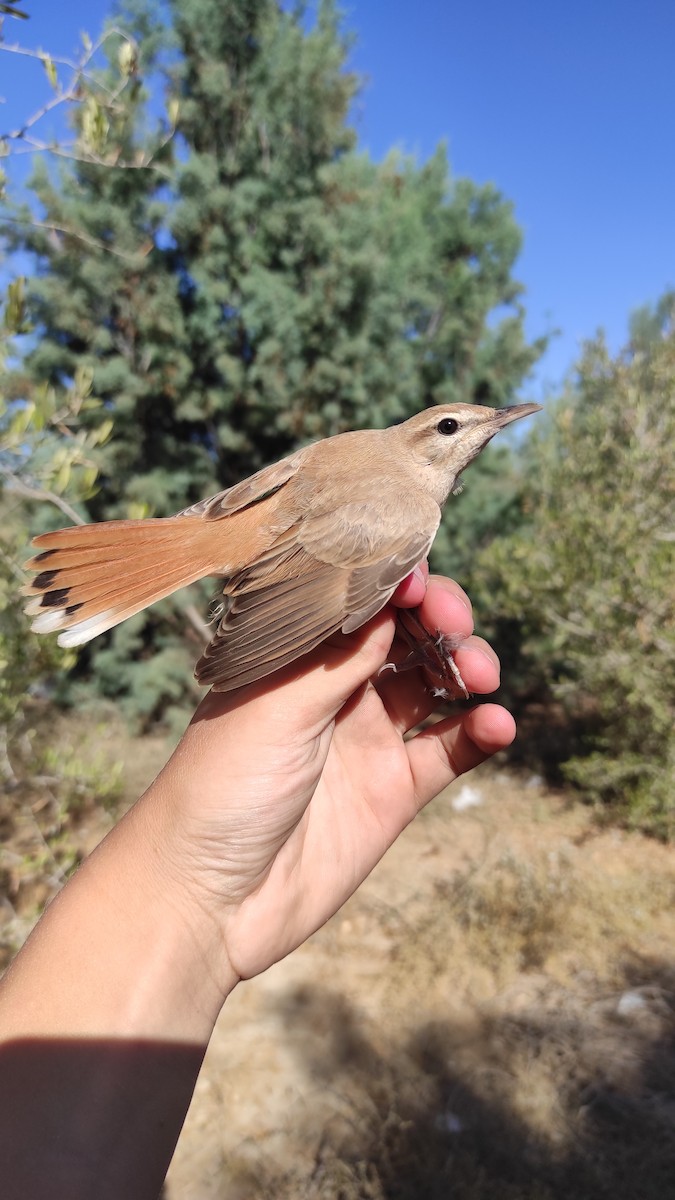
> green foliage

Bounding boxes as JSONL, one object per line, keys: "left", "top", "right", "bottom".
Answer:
{"left": 431, "top": 439, "right": 533, "bottom": 581}
{"left": 473, "top": 297, "right": 675, "bottom": 837}
{"left": 3, "top": 0, "right": 543, "bottom": 718}
{"left": 81, "top": 605, "right": 202, "bottom": 731}
{"left": 0, "top": 292, "right": 125, "bottom": 912}
{"left": 0, "top": 279, "right": 112, "bottom": 742}
{"left": 0, "top": 519, "right": 66, "bottom": 730}
{"left": 33, "top": 733, "right": 124, "bottom": 819}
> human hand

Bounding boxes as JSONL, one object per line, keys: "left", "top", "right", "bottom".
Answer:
{"left": 0, "top": 570, "right": 514, "bottom": 1200}
{"left": 147, "top": 569, "right": 515, "bottom": 991}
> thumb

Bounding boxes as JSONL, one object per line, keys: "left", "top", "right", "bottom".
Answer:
{"left": 194, "top": 607, "right": 397, "bottom": 734}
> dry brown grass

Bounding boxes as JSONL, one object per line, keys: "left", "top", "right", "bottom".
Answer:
{"left": 3, "top": 716, "right": 675, "bottom": 1199}
{"left": 0, "top": 704, "right": 172, "bottom": 966}
{"left": 166, "top": 768, "right": 675, "bottom": 1200}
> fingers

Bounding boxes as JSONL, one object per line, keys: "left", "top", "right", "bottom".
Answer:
{"left": 196, "top": 572, "right": 497, "bottom": 747}
{"left": 453, "top": 636, "right": 500, "bottom": 693}
{"left": 377, "top": 575, "right": 488, "bottom": 729}
{"left": 391, "top": 566, "right": 473, "bottom": 624}
{"left": 196, "top": 606, "right": 397, "bottom": 735}
{"left": 406, "top": 703, "right": 516, "bottom": 809}
{"left": 416, "top": 573, "right": 473, "bottom": 633}
{"left": 391, "top": 563, "right": 428, "bottom": 607}
{"left": 197, "top": 574, "right": 472, "bottom": 733}
{"left": 377, "top": 633, "right": 501, "bottom": 732}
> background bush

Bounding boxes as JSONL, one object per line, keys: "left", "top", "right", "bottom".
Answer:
{"left": 470, "top": 297, "right": 675, "bottom": 837}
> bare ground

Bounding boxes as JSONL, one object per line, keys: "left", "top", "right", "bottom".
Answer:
{"left": 3, "top": 719, "right": 675, "bottom": 1199}
{"left": 165, "top": 769, "right": 675, "bottom": 1200}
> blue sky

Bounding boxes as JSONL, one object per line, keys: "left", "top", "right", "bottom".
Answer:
{"left": 1, "top": 1, "right": 674, "bottom": 399}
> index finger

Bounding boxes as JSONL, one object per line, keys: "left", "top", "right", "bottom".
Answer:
{"left": 417, "top": 574, "right": 474, "bottom": 638}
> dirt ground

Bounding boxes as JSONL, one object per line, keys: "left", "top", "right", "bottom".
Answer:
{"left": 3, "top": 725, "right": 675, "bottom": 1199}
{"left": 163, "top": 767, "right": 675, "bottom": 1200}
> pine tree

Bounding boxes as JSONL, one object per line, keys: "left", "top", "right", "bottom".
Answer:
{"left": 5, "top": 0, "right": 544, "bottom": 720}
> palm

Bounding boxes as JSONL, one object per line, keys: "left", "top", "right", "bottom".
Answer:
{"left": 220, "top": 677, "right": 416, "bottom": 977}
{"left": 167, "top": 578, "right": 514, "bottom": 981}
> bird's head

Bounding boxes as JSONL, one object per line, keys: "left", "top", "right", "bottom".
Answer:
{"left": 394, "top": 402, "right": 542, "bottom": 504}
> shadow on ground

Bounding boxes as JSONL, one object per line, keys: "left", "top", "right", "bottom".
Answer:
{"left": 228, "top": 959, "right": 675, "bottom": 1200}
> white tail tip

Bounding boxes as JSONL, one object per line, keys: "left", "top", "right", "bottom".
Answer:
{"left": 55, "top": 611, "right": 119, "bottom": 648}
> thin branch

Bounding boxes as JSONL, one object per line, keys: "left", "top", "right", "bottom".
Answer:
{"left": 548, "top": 610, "right": 594, "bottom": 639}
{"left": 0, "top": 542, "right": 25, "bottom": 584}
{"left": 0, "top": 727, "right": 18, "bottom": 788}
{"left": 0, "top": 27, "right": 134, "bottom": 139}
{"left": 0, "top": 42, "right": 94, "bottom": 72}
{"left": 4, "top": 474, "right": 86, "bottom": 525}
{"left": 2, "top": 214, "right": 154, "bottom": 262}
{"left": 425, "top": 305, "right": 445, "bottom": 341}
{"left": 7, "top": 134, "right": 174, "bottom": 174}
{"left": 183, "top": 602, "right": 210, "bottom": 646}
{"left": 0, "top": 27, "right": 174, "bottom": 173}
{"left": 3, "top": 81, "right": 72, "bottom": 140}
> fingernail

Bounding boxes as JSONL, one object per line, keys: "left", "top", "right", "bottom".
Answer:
{"left": 456, "top": 591, "right": 472, "bottom": 612}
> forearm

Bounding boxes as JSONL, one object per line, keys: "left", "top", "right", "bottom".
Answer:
{"left": 0, "top": 579, "right": 511, "bottom": 1199}
{"left": 0, "top": 788, "right": 236, "bottom": 1200}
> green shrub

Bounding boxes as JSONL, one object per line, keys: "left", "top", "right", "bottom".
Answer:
{"left": 473, "top": 297, "right": 675, "bottom": 837}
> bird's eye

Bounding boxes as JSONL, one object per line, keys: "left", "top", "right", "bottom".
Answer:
{"left": 437, "top": 417, "right": 459, "bottom": 436}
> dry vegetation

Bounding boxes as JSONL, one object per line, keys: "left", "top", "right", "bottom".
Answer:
{"left": 0, "top": 707, "right": 168, "bottom": 967}
{"left": 2, "top": 716, "right": 675, "bottom": 1199}
{"left": 167, "top": 772, "right": 675, "bottom": 1200}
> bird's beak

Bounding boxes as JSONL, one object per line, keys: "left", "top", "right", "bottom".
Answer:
{"left": 486, "top": 402, "right": 543, "bottom": 428}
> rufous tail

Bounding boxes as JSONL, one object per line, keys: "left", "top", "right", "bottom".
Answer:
{"left": 23, "top": 517, "right": 224, "bottom": 648}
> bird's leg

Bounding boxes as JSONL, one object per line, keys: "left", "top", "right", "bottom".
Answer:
{"left": 379, "top": 606, "right": 470, "bottom": 700}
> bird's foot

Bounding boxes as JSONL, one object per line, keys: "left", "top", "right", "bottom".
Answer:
{"left": 379, "top": 607, "right": 470, "bottom": 700}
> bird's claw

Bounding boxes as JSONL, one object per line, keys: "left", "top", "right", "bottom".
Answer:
{"left": 379, "top": 607, "right": 470, "bottom": 701}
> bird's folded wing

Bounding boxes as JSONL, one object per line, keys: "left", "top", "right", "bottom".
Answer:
{"left": 298, "top": 498, "right": 439, "bottom": 633}
{"left": 196, "top": 498, "right": 439, "bottom": 691}
{"left": 196, "top": 546, "right": 347, "bottom": 689}
{"left": 180, "top": 450, "right": 306, "bottom": 519}
{"left": 341, "top": 527, "right": 436, "bottom": 632}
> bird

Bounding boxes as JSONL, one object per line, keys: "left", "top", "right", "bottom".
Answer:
{"left": 23, "top": 402, "right": 541, "bottom": 693}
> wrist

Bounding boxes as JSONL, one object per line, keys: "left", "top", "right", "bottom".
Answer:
{"left": 0, "top": 789, "right": 239, "bottom": 1049}
{"left": 98, "top": 792, "right": 241, "bottom": 1038}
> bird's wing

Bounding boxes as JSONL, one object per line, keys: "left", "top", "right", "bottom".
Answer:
{"left": 196, "top": 495, "right": 439, "bottom": 691}
{"left": 297, "top": 497, "right": 440, "bottom": 633}
{"left": 196, "top": 541, "right": 348, "bottom": 689}
{"left": 179, "top": 449, "right": 307, "bottom": 520}
{"left": 341, "top": 528, "right": 436, "bottom": 632}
